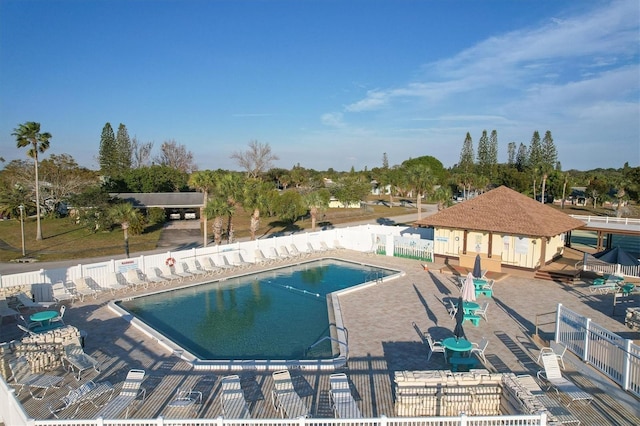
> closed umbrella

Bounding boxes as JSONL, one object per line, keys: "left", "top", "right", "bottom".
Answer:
{"left": 453, "top": 297, "right": 465, "bottom": 340}
{"left": 461, "top": 272, "right": 476, "bottom": 302}
{"left": 473, "top": 254, "right": 482, "bottom": 279}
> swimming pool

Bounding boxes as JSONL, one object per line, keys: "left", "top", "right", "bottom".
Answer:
{"left": 114, "top": 258, "right": 400, "bottom": 369}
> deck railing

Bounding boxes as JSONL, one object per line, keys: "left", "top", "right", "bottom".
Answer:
{"left": 555, "top": 303, "right": 640, "bottom": 398}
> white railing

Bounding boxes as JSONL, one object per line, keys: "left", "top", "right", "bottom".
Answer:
{"left": 575, "top": 259, "right": 640, "bottom": 279}
{"left": 570, "top": 215, "right": 640, "bottom": 226}
{"left": 555, "top": 303, "right": 640, "bottom": 398}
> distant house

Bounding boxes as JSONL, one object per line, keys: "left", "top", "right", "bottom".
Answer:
{"left": 569, "top": 187, "right": 587, "bottom": 206}
{"left": 413, "top": 186, "right": 584, "bottom": 272}
{"left": 328, "top": 197, "right": 361, "bottom": 209}
{"left": 111, "top": 192, "right": 204, "bottom": 220}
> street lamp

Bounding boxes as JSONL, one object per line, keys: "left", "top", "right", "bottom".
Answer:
{"left": 18, "top": 205, "right": 25, "bottom": 256}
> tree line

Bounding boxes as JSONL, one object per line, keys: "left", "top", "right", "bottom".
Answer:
{"left": 2, "top": 121, "right": 638, "bottom": 253}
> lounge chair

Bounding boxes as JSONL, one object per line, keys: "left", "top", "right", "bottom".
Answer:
{"left": 0, "top": 298, "right": 19, "bottom": 323}
{"left": 165, "top": 387, "right": 203, "bottom": 417}
{"left": 71, "top": 277, "right": 99, "bottom": 300}
{"left": 320, "top": 241, "right": 335, "bottom": 252}
{"left": 143, "top": 268, "right": 168, "bottom": 286}
{"left": 333, "top": 240, "right": 346, "bottom": 250}
{"left": 275, "top": 246, "right": 292, "bottom": 260}
{"left": 95, "top": 369, "right": 146, "bottom": 419}
{"left": 17, "top": 323, "right": 39, "bottom": 338}
{"left": 52, "top": 282, "right": 76, "bottom": 304}
{"left": 516, "top": 374, "right": 580, "bottom": 425}
{"left": 307, "top": 242, "right": 326, "bottom": 253}
{"left": 15, "top": 292, "right": 57, "bottom": 312}
{"left": 49, "top": 305, "right": 66, "bottom": 327}
{"left": 159, "top": 265, "right": 184, "bottom": 283}
{"left": 221, "top": 374, "right": 251, "bottom": 419}
{"left": 62, "top": 338, "right": 101, "bottom": 381}
{"left": 290, "top": 244, "right": 311, "bottom": 258}
{"left": 537, "top": 342, "right": 568, "bottom": 370}
{"left": 470, "top": 337, "right": 489, "bottom": 363}
{"left": 271, "top": 369, "right": 310, "bottom": 418}
{"left": 255, "top": 249, "right": 274, "bottom": 265}
{"left": 124, "top": 269, "right": 150, "bottom": 290}
{"left": 198, "top": 257, "right": 222, "bottom": 275}
{"left": 225, "top": 253, "right": 251, "bottom": 269}
{"left": 212, "top": 255, "right": 236, "bottom": 271}
{"left": 537, "top": 352, "right": 593, "bottom": 407}
{"left": 184, "top": 259, "right": 210, "bottom": 277}
{"left": 425, "top": 332, "right": 446, "bottom": 361}
{"left": 172, "top": 263, "right": 195, "bottom": 280}
{"left": 8, "top": 356, "right": 64, "bottom": 399}
{"left": 267, "top": 247, "right": 286, "bottom": 262}
{"left": 105, "top": 273, "right": 129, "bottom": 294}
{"left": 329, "top": 373, "right": 362, "bottom": 418}
{"left": 49, "top": 379, "right": 115, "bottom": 419}
{"left": 280, "top": 245, "right": 298, "bottom": 258}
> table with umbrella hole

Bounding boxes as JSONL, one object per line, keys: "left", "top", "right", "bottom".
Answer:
{"left": 442, "top": 337, "right": 476, "bottom": 371}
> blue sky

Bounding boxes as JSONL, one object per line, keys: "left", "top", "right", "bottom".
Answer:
{"left": 1, "top": 0, "right": 638, "bottom": 173}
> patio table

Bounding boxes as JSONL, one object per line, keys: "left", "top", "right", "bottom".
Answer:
{"left": 30, "top": 310, "right": 58, "bottom": 326}
{"left": 463, "top": 301, "right": 479, "bottom": 314}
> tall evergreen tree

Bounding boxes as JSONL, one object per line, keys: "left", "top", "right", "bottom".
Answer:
{"left": 515, "top": 143, "right": 528, "bottom": 172}
{"left": 477, "top": 130, "right": 491, "bottom": 179}
{"left": 541, "top": 130, "right": 557, "bottom": 169}
{"left": 98, "top": 123, "right": 117, "bottom": 176}
{"left": 459, "top": 132, "right": 474, "bottom": 174}
{"left": 528, "top": 131, "right": 543, "bottom": 169}
{"left": 115, "top": 123, "right": 132, "bottom": 175}
{"left": 507, "top": 142, "right": 516, "bottom": 166}
{"left": 489, "top": 130, "right": 498, "bottom": 171}
{"left": 382, "top": 152, "right": 389, "bottom": 169}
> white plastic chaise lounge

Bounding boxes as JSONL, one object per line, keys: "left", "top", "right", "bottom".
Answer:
{"left": 96, "top": 369, "right": 146, "bottom": 419}
{"left": 49, "top": 379, "right": 115, "bottom": 419}
{"left": 0, "top": 298, "right": 19, "bottom": 323}
{"left": 271, "top": 369, "right": 310, "bottom": 418}
{"left": 62, "top": 337, "right": 101, "bottom": 381}
{"left": 537, "top": 352, "right": 593, "bottom": 407}
{"left": 124, "top": 269, "right": 150, "bottom": 290}
{"left": 329, "top": 373, "right": 362, "bottom": 419}
{"left": 172, "top": 262, "right": 195, "bottom": 280}
{"left": 159, "top": 265, "right": 184, "bottom": 283}
{"left": 255, "top": 249, "right": 274, "bottom": 265}
{"left": 221, "top": 375, "right": 251, "bottom": 419}
{"left": 165, "top": 387, "right": 203, "bottom": 417}
{"left": 72, "top": 277, "right": 99, "bottom": 300}
{"left": 290, "top": 244, "right": 311, "bottom": 258}
{"left": 198, "top": 257, "right": 222, "bottom": 275}
{"left": 184, "top": 259, "right": 210, "bottom": 277}
{"left": 267, "top": 247, "right": 286, "bottom": 262}
{"left": 142, "top": 268, "right": 168, "bottom": 286}
{"left": 52, "top": 282, "right": 77, "bottom": 304}
{"left": 515, "top": 374, "right": 580, "bottom": 425}
{"left": 225, "top": 253, "right": 251, "bottom": 269}
{"left": 8, "top": 356, "right": 64, "bottom": 400}
{"left": 212, "top": 255, "right": 236, "bottom": 271}
{"left": 105, "top": 272, "right": 129, "bottom": 294}
{"left": 15, "top": 292, "right": 57, "bottom": 312}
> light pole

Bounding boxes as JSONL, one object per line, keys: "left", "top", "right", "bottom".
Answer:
{"left": 18, "top": 205, "right": 25, "bottom": 256}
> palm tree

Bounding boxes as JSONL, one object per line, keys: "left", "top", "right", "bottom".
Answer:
{"left": 405, "top": 164, "right": 434, "bottom": 220}
{"left": 13, "top": 122, "right": 52, "bottom": 240}
{"left": 188, "top": 170, "right": 218, "bottom": 247}
{"left": 204, "top": 195, "right": 231, "bottom": 245}
{"left": 303, "top": 189, "right": 330, "bottom": 231}
{"left": 219, "top": 172, "right": 244, "bottom": 244}
{"left": 243, "top": 179, "right": 274, "bottom": 240}
{"left": 108, "top": 202, "right": 144, "bottom": 258}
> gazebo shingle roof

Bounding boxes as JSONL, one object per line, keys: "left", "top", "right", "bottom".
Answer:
{"left": 414, "top": 186, "right": 584, "bottom": 238}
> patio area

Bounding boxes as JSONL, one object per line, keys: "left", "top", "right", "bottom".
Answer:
{"left": 1, "top": 250, "right": 639, "bottom": 424}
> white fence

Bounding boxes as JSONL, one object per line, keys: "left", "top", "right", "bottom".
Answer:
{"left": 570, "top": 215, "right": 640, "bottom": 226}
{"left": 0, "top": 224, "right": 433, "bottom": 298}
{"left": 555, "top": 303, "right": 640, "bottom": 398}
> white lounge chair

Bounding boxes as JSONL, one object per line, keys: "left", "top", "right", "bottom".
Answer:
{"left": 52, "top": 282, "right": 76, "bottom": 304}
{"left": 0, "top": 298, "right": 19, "bottom": 323}
{"left": 537, "top": 352, "right": 593, "bottom": 407}
{"left": 516, "top": 374, "right": 580, "bottom": 425}
{"left": 221, "top": 375, "right": 251, "bottom": 419}
{"left": 62, "top": 338, "right": 101, "bottom": 381}
{"left": 95, "top": 369, "right": 146, "bottom": 419}
{"left": 15, "top": 292, "right": 57, "bottom": 312}
{"left": 49, "top": 379, "right": 115, "bottom": 419}
{"left": 271, "top": 369, "right": 310, "bottom": 418}
{"left": 320, "top": 241, "right": 335, "bottom": 252}
{"left": 159, "top": 265, "right": 184, "bottom": 283}
{"left": 71, "top": 277, "right": 99, "bottom": 300}
{"left": 290, "top": 244, "right": 310, "bottom": 258}
{"left": 470, "top": 337, "right": 489, "bottom": 363}
{"left": 185, "top": 259, "right": 210, "bottom": 277}
{"left": 275, "top": 246, "right": 292, "bottom": 260}
{"left": 172, "top": 263, "right": 195, "bottom": 280}
{"left": 307, "top": 242, "right": 326, "bottom": 253}
{"left": 255, "top": 249, "right": 274, "bottom": 265}
{"left": 124, "top": 269, "right": 150, "bottom": 290}
{"left": 333, "top": 240, "right": 346, "bottom": 250}
{"left": 105, "top": 273, "right": 129, "bottom": 294}
{"left": 212, "top": 255, "right": 236, "bottom": 271}
{"left": 8, "top": 356, "right": 64, "bottom": 399}
{"left": 267, "top": 247, "right": 286, "bottom": 262}
{"left": 165, "top": 387, "right": 203, "bottom": 417}
{"left": 280, "top": 246, "right": 298, "bottom": 258}
{"left": 537, "top": 342, "right": 568, "bottom": 370}
{"left": 198, "top": 257, "right": 222, "bottom": 275}
{"left": 329, "top": 373, "right": 362, "bottom": 418}
{"left": 226, "top": 253, "right": 251, "bottom": 269}
{"left": 143, "top": 268, "right": 168, "bottom": 286}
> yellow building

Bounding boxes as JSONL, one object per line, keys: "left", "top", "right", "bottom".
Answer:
{"left": 413, "top": 186, "right": 584, "bottom": 272}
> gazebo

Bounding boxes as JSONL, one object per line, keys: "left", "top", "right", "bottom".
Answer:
{"left": 413, "top": 186, "right": 584, "bottom": 272}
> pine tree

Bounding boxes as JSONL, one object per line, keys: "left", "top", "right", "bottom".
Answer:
{"left": 115, "top": 123, "right": 132, "bottom": 175}
{"left": 459, "top": 132, "right": 474, "bottom": 174}
{"left": 528, "top": 130, "right": 543, "bottom": 170}
{"left": 507, "top": 142, "right": 516, "bottom": 166}
{"left": 477, "top": 130, "right": 490, "bottom": 179}
{"left": 541, "top": 130, "right": 557, "bottom": 169}
{"left": 98, "top": 123, "right": 117, "bottom": 176}
{"left": 515, "top": 143, "right": 528, "bottom": 172}
{"left": 382, "top": 152, "right": 389, "bottom": 169}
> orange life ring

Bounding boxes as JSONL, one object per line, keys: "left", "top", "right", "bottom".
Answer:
{"left": 165, "top": 257, "right": 176, "bottom": 267}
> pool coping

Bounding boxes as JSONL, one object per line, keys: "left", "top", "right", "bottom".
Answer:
{"left": 107, "top": 257, "right": 405, "bottom": 371}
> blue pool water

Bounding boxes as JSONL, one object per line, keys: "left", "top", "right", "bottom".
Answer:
{"left": 118, "top": 258, "right": 397, "bottom": 360}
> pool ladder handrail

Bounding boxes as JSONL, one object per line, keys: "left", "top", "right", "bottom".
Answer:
{"left": 366, "top": 269, "right": 384, "bottom": 284}
{"left": 305, "top": 323, "right": 349, "bottom": 359}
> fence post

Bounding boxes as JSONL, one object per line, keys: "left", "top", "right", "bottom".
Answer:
{"left": 554, "top": 303, "right": 562, "bottom": 343}
{"left": 583, "top": 318, "right": 591, "bottom": 363}
{"left": 623, "top": 339, "right": 632, "bottom": 391}
{"left": 540, "top": 411, "right": 548, "bottom": 425}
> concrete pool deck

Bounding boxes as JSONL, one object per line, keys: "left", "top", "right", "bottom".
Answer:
{"left": 1, "top": 250, "right": 639, "bottom": 424}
